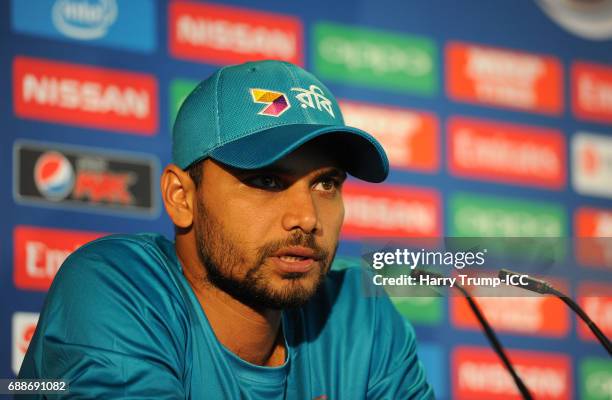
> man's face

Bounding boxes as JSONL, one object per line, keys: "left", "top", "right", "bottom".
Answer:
{"left": 193, "top": 141, "right": 346, "bottom": 309}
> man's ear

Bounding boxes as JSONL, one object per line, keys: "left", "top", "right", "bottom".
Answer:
{"left": 161, "top": 164, "right": 196, "bottom": 228}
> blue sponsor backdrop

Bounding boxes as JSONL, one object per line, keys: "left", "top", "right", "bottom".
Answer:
{"left": 1, "top": 0, "right": 611, "bottom": 398}
{"left": 418, "top": 343, "right": 446, "bottom": 399}
{"left": 11, "top": 0, "right": 156, "bottom": 53}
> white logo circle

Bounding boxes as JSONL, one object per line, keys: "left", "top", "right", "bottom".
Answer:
{"left": 536, "top": 0, "right": 612, "bottom": 40}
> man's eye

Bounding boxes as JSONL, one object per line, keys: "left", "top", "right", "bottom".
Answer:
{"left": 313, "top": 178, "right": 340, "bottom": 192}
{"left": 248, "top": 175, "right": 282, "bottom": 189}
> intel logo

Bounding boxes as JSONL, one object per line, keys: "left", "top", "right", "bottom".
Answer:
{"left": 52, "top": 0, "right": 118, "bottom": 40}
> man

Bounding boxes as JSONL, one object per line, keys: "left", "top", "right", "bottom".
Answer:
{"left": 20, "top": 60, "right": 434, "bottom": 399}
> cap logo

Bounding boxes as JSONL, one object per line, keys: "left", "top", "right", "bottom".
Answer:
{"left": 250, "top": 88, "right": 291, "bottom": 117}
{"left": 291, "top": 85, "right": 335, "bottom": 118}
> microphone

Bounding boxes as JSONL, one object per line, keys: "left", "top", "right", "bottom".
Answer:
{"left": 499, "top": 269, "right": 612, "bottom": 356}
{"left": 410, "top": 269, "right": 534, "bottom": 400}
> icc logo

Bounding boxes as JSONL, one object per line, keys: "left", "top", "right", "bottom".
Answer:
{"left": 34, "top": 151, "right": 75, "bottom": 201}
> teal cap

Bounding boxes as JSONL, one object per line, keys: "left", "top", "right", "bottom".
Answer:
{"left": 172, "top": 60, "right": 389, "bottom": 182}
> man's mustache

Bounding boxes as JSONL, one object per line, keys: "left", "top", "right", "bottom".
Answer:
{"left": 257, "top": 233, "right": 329, "bottom": 262}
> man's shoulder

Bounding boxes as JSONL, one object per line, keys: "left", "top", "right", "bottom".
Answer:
{"left": 61, "top": 232, "right": 173, "bottom": 272}
{"left": 42, "top": 232, "right": 188, "bottom": 339}
{"left": 21, "top": 233, "right": 190, "bottom": 384}
{"left": 51, "top": 232, "right": 183, "bottom": 302}
{"left": 73, "top": 232, "right": 172, "bottom": 258}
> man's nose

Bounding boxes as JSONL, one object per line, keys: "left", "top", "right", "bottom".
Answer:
{"left": 281, "top": 185, "right": 321, "bottom": 234}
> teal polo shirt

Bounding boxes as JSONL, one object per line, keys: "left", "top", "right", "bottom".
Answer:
{"left": 19, "top": 233, "right": 434, "bottom": 399}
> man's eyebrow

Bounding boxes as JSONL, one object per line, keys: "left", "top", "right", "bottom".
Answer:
{"left": 230, "top": 165, "right": 293, "bottom": 176}
{"left": 312, "top": 167, "right": 347, "bottom": 181}
{"left": 233, "top": 165, "right": 346, "bottom": 178}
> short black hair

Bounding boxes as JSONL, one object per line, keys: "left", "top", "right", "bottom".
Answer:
{"left": 186, "top": 159, "right": 204, "bottom": 189}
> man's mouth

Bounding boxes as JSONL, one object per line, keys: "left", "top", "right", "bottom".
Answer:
{"left": 271, "top": 246, "right": 321, "bottom": 273}
{"left": 279, "top": 255, "right": 309, "bottom": 262}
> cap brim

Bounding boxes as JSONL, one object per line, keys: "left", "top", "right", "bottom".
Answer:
{"left": 208, "top": 124, "right": 389, "bottom": 183}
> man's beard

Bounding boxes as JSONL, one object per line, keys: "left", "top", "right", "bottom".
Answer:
{"left": 193, "top": 199, "right": 337, "bottom": 310}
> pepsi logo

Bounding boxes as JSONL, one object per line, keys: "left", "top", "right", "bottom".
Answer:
{"left": 15, "top": 141, "right": 157, "bottom": 216}
{"left": 33, "top": 151, "right": 75, "bottom": 201}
